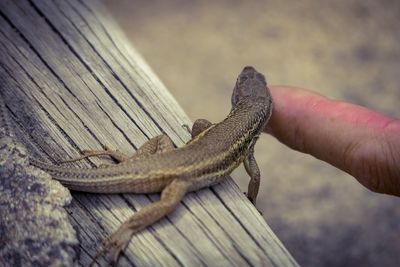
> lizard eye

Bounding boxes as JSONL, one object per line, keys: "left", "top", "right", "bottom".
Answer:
{"left": 239, "top": 76, "right": 248, "bottom": 83}
{"left": 256, "top": 73, "right": 266, "bottom": 83}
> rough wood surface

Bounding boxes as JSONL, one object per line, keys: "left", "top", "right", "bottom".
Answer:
{"left": 0, "top": 0, "right": 299, "bottom": 266}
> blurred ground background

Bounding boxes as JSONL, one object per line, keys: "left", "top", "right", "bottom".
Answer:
{"left": 103, "top": 1, "right": 400, "bottom": 266}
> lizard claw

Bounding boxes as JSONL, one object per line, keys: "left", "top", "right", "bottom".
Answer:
{"left": 181, "top": 124, "right": 192, "bottom": 134}
{"left": 243, "top": 191, "right": 253, "bottom": 202}
{"left": 89, "top": 247, "right": 106, "bottom": 267}
{"left": 89, "top": 240, "right": 123, "bottom": 267}
{"left": 243, "top": 191, "right": 256, "bottom": 205}
{"left": 243, "top": 192, "right": 263, "bottom": 215}
{"left": 90, "top": 228, "right": 134, "bottom": 266}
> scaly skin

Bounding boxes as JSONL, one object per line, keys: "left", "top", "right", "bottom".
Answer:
{"left": 30, "top": 66, "right": 273, "bottom": 266}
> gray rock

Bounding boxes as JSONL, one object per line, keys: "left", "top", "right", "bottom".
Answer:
{"left": 0, "top": 109, "right": 78, "bottom": 267}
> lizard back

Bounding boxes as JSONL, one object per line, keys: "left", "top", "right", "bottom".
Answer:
{"left": 30, "top": 66, "right": 273, "bottom": 193}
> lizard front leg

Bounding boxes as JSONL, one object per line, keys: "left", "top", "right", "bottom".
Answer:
{"left": 244, "top": 144, "right": 261, "bottom": 205}
{"left": 183, "top": 119, "right": 213, "bottom": 138}
{"left": 90, "top": 178, "right": 190, "bottom": 266}
{"left": 191, "top": 119, "right": 213, "bottom": 138}
{"left": 128, "top": 134, "right": 174, "bottom": 160}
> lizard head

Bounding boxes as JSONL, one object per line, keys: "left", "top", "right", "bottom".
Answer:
{"left": 231, "top": 66, "right": 269, "bottom": 106}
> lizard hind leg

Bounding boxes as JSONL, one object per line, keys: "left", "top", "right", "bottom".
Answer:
{"left": 59, "top": 145, "right": 129, "bottom": 164}
{"left": 90, "top": 178, "right": 190, "bottom": 266}
{"left": 59, "top": 135, "right": 175, "bottom": 165}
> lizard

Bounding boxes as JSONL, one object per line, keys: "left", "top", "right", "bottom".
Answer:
{"left": 29, "top": 66, "right": 273, "bottom": 266}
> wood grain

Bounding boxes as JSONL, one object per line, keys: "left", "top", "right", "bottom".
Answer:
{"left": 0, "top": 0, "right": 299, "bottom": 266}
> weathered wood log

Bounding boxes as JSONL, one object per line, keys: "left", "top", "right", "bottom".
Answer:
{"left": 0, "top": 0, "right": 299, "bottom": 266}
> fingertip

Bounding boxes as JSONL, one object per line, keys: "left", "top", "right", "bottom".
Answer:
{"left": 264, "top": 85, "right": 330, "bottom": 154}
{"left": 264, "top": 85, "right": 400, "bottom": 195}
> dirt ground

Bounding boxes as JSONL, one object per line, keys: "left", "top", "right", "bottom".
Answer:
{"left": 103, "top": 1, "right": 400, "bottom": 266}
